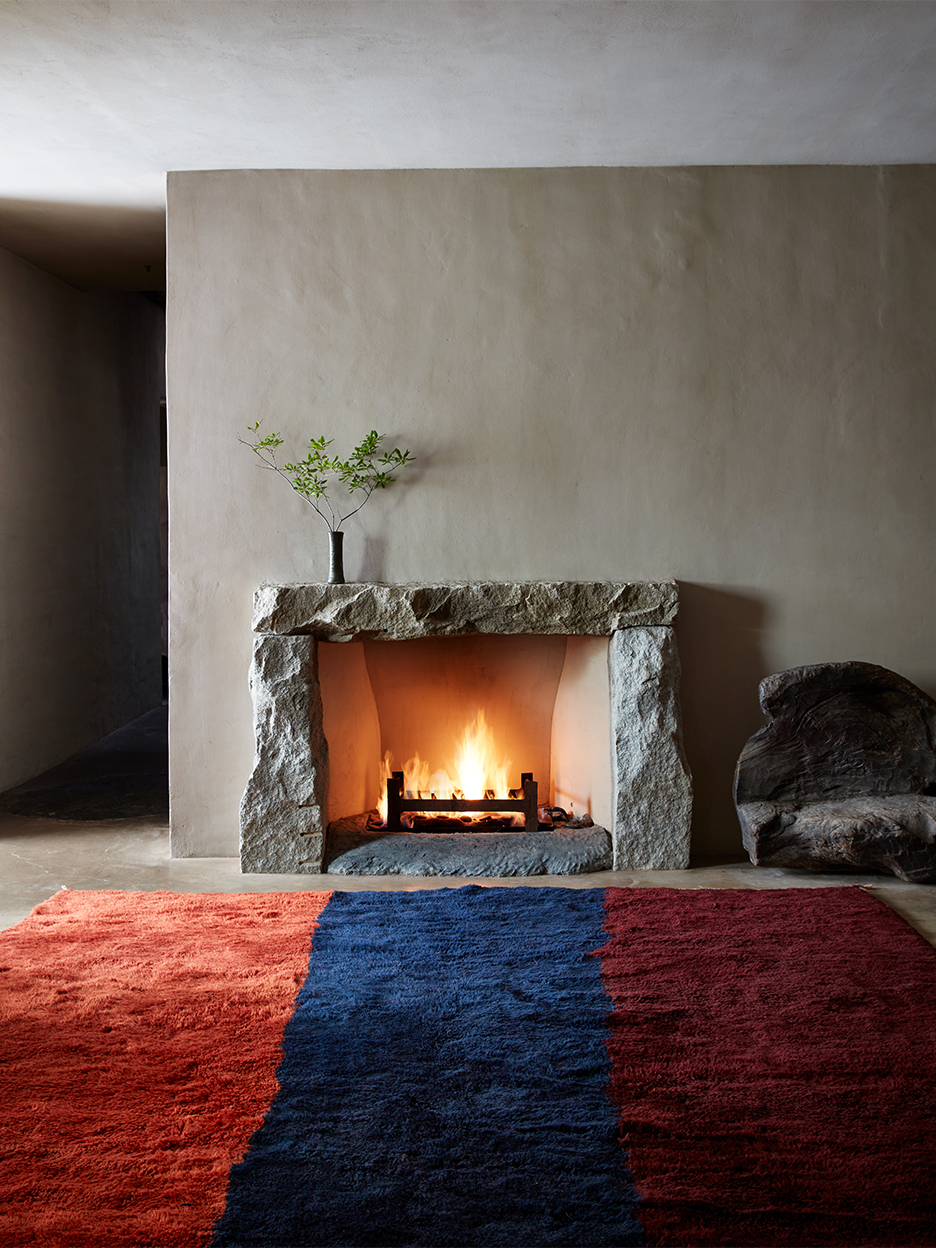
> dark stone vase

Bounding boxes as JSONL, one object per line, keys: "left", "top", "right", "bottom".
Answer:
{"left": 327, "top": 529, "right": 345, "bottom": 584}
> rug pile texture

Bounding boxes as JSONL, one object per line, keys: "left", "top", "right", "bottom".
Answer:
{"left": 0, "top": 885, "right": 934, "bottom": 1247}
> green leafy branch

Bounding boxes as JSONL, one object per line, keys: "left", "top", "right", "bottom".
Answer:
{"left": 241, "top": 425, "right": 414, "bottom": 532}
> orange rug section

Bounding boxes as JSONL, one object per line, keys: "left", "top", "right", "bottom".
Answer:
{"left": 0, "top": 888, "right": 331, "bottom": 1248}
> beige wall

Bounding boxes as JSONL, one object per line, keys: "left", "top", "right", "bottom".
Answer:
{"left": 166, "top": 167, "right": 936, "bottom": 859}
{"left": 0, "top": 245, "right": 163, "bottom": 791}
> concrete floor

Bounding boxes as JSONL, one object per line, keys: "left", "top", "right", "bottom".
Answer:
{"left": 3, "top": 706, "right": 936, "bottom": 947}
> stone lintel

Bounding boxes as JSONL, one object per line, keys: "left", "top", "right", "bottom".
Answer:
{"left": 252, "top": 580, "right": 678, "bottom": 640}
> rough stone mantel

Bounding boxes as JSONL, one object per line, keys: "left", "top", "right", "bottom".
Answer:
{"left": 241, "top": 580, "right": 692, "bottom": 875}
{"left": 252, "top": 580, "right": 678, "bottom": 640}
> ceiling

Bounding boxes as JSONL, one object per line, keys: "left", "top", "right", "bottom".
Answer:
{"left": 1, "top": 0, "right": 935, "bottom": 290}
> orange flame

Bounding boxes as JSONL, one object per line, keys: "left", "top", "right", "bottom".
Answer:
{"left": 376, "top": 709, "right": 518, "bottom": 826}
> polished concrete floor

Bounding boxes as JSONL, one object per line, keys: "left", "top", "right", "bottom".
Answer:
{"left": 3, "top": 706, "right": 936, "bottom": 947}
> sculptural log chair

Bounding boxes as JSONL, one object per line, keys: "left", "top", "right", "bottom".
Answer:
{"left": 734, "top": 661, "right": 936, "bottom": 883}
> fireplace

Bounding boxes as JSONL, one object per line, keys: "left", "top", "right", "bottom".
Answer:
{"left": 240, "top": 581, "right": 692, "bottom": 874}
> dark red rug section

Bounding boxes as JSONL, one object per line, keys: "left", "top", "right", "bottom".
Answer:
{"left": 600, "top": 886, "right": 936, "bottom": 1247}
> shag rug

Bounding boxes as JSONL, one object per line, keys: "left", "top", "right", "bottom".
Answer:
{"left": 1, "top": 887, "right": 935, "bottom": 1248}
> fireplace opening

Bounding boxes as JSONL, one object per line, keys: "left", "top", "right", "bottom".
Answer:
{"left": 240, "top": 580, "right": 692, "bottom": 876}
{"left": 318, "top": 633, "right": 612, "bottom": 863}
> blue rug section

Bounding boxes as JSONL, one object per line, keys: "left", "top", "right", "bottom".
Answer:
{"left": 212, "top": 886, "right": 644, "bottom": 1248}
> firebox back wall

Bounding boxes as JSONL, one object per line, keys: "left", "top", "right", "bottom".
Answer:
{"left": 318, "top": 634, "right": 613, "bottom": 829}
{"left": 166, "top": 167, "right": 936, "bottom": 858}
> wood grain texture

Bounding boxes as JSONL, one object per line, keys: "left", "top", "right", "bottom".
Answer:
{"left": 735, "top": 662, "right": 936, "bottom": 882}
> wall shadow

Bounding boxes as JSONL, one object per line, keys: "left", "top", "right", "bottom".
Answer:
{"left": 359, "top": 534, "right": 388, "bottom": 582}
{"left": 0, "top": 198, "right": 165, "bottom": 291}
{"left": 675, "top": 583, "right": 770, "bottom": 862}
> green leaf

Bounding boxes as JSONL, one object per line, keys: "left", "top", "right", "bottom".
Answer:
{"left": 241, "top": 426, "right": 415, "bottom": 527}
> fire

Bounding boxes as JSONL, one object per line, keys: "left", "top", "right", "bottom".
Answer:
{"left": 376, "top": 709, "right": 516, "bottom": 826}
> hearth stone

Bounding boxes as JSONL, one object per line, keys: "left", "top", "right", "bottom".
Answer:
{"left": 325, "top": 814, "right": 612, "bottom": 877}
{"left": 241, "top": 581, "right": 692, "bottom": 874}
{"left": 735, "top": 661, "right": 936, "bottom": 884}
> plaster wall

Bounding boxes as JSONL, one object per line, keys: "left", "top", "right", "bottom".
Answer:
{"left": 0, "top": 245, "right": 163, "bottom": 790}
{"left": 167, "top": 167, "right": 936, "bottom": 858}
